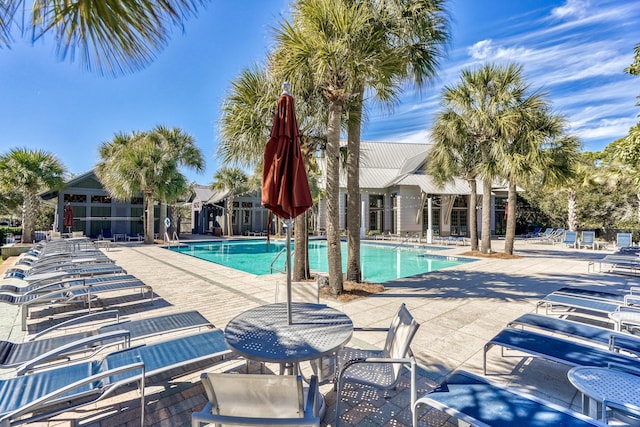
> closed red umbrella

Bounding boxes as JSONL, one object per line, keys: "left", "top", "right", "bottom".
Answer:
{"left": 262, "top": 84, "right": 313, "bottom": 324}
{"left": 63, "top": 203, "right": 74, "bottom": 233}
{"left": 262, "top": 88, "right": 312, "bottom": 220}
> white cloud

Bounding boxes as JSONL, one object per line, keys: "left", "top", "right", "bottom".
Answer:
{"left": 571, "top": 116, "right": 636, "bottom": 141}
{"left": 551, "top": 0, "right": 590, "bottom": 20}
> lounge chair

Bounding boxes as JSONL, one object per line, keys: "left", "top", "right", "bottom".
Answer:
{"left": 0, "top": 278, "right": 154, "bottom": 330}
{"left": 616, "top": 232, "right": 633, "bottom": 249}
{"left": 580, "top": 231, "right": 597, "bottom": 249}
{"left": 5, "top": 257, "right": 115, "bottom": 278}
{"left": 0, "top": 273, "right": 141, "bottom": 295}
{"left": 413, "top": 370, "right": 606, "bottom": 427}
{"left": 507, "top": 313, "right": 640, "bottom": 356}
{"left": 192, "top": 373, "right": 321, "bottom": 426}
{"left": 14, "top": 264, "right": 127, "bottom": 286}
{"left": 561, "top": 231, "right": 578, "bottom": 248}
{"left": 596, "top": 254, "right": 640, "bottom": 275}
{"left": 334, "top": 303, "right": 419, "bottom": 427}
{"left": 535, "top": 292, "right": 640, "bottom": 317}
{"left": 0, "top": 330, "right": 230, "bottom": 426}
{"left": 483, "top": 327, "right": 640, "bottom": 375}
{"left": 0, "top": 310, "right": 213, "bottom": 369}
{"left": 532, "top": 227, "right": 554, "bottom": 243}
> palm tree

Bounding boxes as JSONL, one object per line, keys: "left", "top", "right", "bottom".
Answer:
{"left": 429, "top": 114, "right": 481, "bottom": 251}
{"left": 0, "top": 0, "right": 209, "bottom": 76}
{"left": 212, "top": 167, "right": 249, "bottom": 236}
{"left": 218, "top": 65, "right": 326, "bottom": 280}
{"left": 0, "top": 148, "right": 65, "bottom": 243}
{"left": 343, "top": 0, "right": 450, "bottom": 281}
{"left": 493, "top": 93, "right": 570, "bottom": 254}
{"left": 438, "top": 63, "right": 534, "bottom": 254}
{"left": 96, "top": 126, "right": 204, "bottom": 244}
{"left": 272, "top": 0, "right": 396, "bottom": 294}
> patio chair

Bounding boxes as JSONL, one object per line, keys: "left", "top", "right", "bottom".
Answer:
{"left": 580, "top": 231, "right": 597, "bottom": 249}
{"left": 413, "top": 370, "right": 605, "bottom": 427}
{"left": 561, "top": 231, "right": 578, "bottom": 248}
{"left": 0, "top": 310, "right": 214, "bottom": 369}
{"left": 616, "top": 232, "right": 633, "bottom": 249}
{"left": 334, "top": 303, "right": 420, "bottom": 426}
{"left": 191, "top": 373, "right": 321, "bottom": 427}
{"left": 0, "top": 330, "right": 230, "bottom": 426}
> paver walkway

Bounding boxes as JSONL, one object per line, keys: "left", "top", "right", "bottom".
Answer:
{"left": 0, "top": 237, "right": 629, "bottom": 426}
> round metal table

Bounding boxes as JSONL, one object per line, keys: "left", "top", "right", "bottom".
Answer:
{"left": 568, "top": 366, "right": 640, "bottom": 420}
{"left": 225, "top": 302, "right": 353, "bottom": 365}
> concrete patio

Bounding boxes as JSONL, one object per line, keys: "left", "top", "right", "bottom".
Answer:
{"left": 0, "top": 236, "right": 631, "bottom": 426}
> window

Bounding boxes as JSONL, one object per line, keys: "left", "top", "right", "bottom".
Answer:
{"left": 64, "top": 194, "right": 86, "bottom": 203}
{"left": 91, "top": 195, "right": 111, "bottom": 204}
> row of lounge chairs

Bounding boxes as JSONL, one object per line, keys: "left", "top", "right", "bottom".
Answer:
{"left": 1, "top": 239, "right": 155, "bottom": 331}
{"left": 414, "top": 284, "right": 640, "bottom": 426}
{"left": 0, "top": 237, "right": 234, "bottom": 426}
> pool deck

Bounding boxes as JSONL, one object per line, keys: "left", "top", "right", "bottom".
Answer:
{"left": 0, "top": 235, "right": 632, "bottom": 426}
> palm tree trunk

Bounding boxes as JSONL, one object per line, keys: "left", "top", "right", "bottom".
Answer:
{"left": 22, "top": 192, "right": 37, "bottom": 243}
{"left": 293, "top": 213, "right": 310, "bottom": 280}
{"left": 468, "top": 179, "right": 478, "bottom": 251}
{"left": 159, "top": 202, "right": 168, "bottom": 239}
{"left": 504, "top": 180, "right": 517, "bottom": 255}
{"left": 144, "top": 192, "right": 154, "bottom": 244}
{"left": 326, "top": 100, "right": 344, "bottom": 295}
{"left": 567, "top": 190, "right": 577, "bottom": 232}
{"left": 227, "top": 195, "right": 234, "bottom": 236}
{"left": 480, "top": 145, "right": 493, "bottom": 254}
{"left": 346, "top": 93, "right": 363, "bottom": 283}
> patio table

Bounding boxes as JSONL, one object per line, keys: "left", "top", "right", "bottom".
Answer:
{"left": 568, "top": 366, "right": 640, "bottom": 420}
{"left": 224, "top": 302, "right": 353, "bottom": 378}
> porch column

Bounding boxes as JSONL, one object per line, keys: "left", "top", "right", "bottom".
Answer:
{"left": 427, "top": 197, "right": 433, "bottom": 244}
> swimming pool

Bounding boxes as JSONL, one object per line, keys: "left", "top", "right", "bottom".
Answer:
{"left": 167, "top": 239, "right": 475, "bottom": 283}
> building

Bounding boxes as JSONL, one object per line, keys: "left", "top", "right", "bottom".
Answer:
{"left": 40, "top": 170, "right": 148, "bottom": 239}
{"left": 317, "top": 141, "right": 506, "bottom": 240}
{"left": 188, "top": 185, "right": 271, "bottom": 236}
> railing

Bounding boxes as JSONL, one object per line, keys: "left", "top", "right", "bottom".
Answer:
{"left": 164, "top": 232, "right": 180, "bottom": 246}
{"left": 270, "top": 248, "right": 287, "bottom": 274}
{"left": 391, "top": 233, "right": 419, "bottom": 250}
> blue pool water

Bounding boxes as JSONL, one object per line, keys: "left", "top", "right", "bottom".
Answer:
{"left": 166, "top": 240, "right": 474, "bottom": 283}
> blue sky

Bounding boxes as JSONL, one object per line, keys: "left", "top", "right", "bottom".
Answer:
{"left": 0, "top": 0, "right": 638, "bottom": 184}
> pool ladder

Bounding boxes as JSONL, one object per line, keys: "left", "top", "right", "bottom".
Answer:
{"left": 270, "top": 248, "right": 287, "bottom": 274}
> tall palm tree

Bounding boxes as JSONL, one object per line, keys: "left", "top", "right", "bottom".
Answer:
{"left": 96, "top": 126, "right": 204, "bottom": 244}
{"left": 438, "top": 63, "right": 531, "bottom": 254}
{"left": 218, "top": 65, "right": 326, "bottom": 280}
{"left": 0, "top": 148, "right": 65, "bottom": 243}
{"left": 212, "top": 167, "right": 249, "bottom": 236}
{"left": 343, "top": 0, "right": 450, "bottom": 281}
{"left": 429, "top": 114, "right": 481, "bottom": 251}
{"left": 497, "top": 109, "right": 573, "bottom": 254}
{"left": 0, "top": 0, "right": 209, "bottom": 76}
{"left": 272, "top": 0, "right": 395, "bottom": 294}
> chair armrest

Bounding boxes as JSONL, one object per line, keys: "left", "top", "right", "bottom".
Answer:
{"left": 17, "top": 329, "right": 131, "bottom": 375}
{"left": 28, "top": 309, "right": 120, "bottom": 341}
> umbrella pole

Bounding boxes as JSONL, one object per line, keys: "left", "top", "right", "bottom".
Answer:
{"left": 285, "top": 218, "right": 292, "bottom": 325}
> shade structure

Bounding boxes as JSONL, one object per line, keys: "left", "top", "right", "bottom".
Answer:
{"left": 262, "top": 91, "right": 313, "bottom": 220}
{"left": 262, "top": 87, "right": 313, "bottom": 325}
{"left": 63, "top": 203, "right": 74, "bottom": 231}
